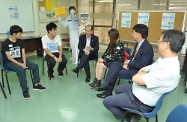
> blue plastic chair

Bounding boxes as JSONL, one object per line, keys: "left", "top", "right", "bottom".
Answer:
{"left": 1, "top": 52, "right": 34, "bottom": 95}
{"left": 0, "top": 76, "right": 7, "bottom": 99}
{"left": 166, "top": 104, "right": 187, "bottom": 122}
{"left": 121, "top": 89, "right": 176, "bottom": 122}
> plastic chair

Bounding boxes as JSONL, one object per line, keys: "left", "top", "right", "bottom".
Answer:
{"left": 42, "top": 49, "right": 68, "bottom": 77}
{"left": 0, "top": 79, "right": 7, "bottom": 99}
{"left": 1, "top": 52, "right": 34, "bottom": 95}
{"left": 166, "top": 104, "right": 187, "bottom": 122}
{"left": 121, "top": 89, "right": 176, "bottom": 122}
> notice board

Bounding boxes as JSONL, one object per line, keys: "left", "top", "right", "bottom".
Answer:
{"left": 118, "top": 11, "right": 186, "bottom": 43}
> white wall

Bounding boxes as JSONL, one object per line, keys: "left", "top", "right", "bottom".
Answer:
{"left": 0, "top": 0, "right": 76, "bottom": 39}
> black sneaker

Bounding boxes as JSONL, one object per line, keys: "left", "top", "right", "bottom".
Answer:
{"left": 48, "top": 74, "right": 54, "bottom": 80}
{"left": 33, "top": 84, "right": 46, "bottom": 91}
{"left": 23, "top": 90, "right": 30, "bottom": 100}
{"left": 58, "top": 70, "right": 63, "bottom": 77}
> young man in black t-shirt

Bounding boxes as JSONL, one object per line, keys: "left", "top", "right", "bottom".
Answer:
{"left": 1, "top": 25, "right": 46, "bottom": 100}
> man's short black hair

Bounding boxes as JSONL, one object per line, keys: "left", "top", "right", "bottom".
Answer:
{"left": 132, "top": 24, "right": 148, "bottom": 39}
{"left": 46, "top": 22, "right": 57, "bottom": 33}
{"left": 10, "top": 25, "right": 23, "bottom": 35}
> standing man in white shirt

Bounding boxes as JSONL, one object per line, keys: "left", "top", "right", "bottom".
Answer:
{"left": 103, "top": 29, "right": 185, "bottom": 121}
{"left": 42, "top": 22, "right": 67, "bottom": 80}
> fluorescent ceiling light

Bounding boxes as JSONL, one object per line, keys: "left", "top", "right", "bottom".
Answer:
{"left": 153, "top": 4, "right": 166, "bottom": 6}
{"left": 97, "top": 0, "right": 113, "bottom": 2}
{"left": 118, "top": 4, "right": 131, "bottom": 5}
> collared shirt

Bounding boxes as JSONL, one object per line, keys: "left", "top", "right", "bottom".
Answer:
{"left": 132, "top": 56, "right": 180, "bottom": 106}
{"left": 132, "top": 39, "right": 145, "bottom": 61}
{"left": 85, "top": 36, "right": 91, "bottom": 48}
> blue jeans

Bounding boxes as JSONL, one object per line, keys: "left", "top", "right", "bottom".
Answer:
{"left": 7, "top": 59, "right": 40, "bottom": 92}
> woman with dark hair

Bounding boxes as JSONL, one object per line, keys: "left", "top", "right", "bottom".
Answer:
{"left": 90, "top": 29, "right": 125, "bottom": 90}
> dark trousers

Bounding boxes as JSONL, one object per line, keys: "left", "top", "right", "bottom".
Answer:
{"left": 45, "top": 52, "right": 67, "bottom": 75}
{"left": 77, "top": 53, "right": 96, "bottom": 77}
{"left": 103, "top": 84, "right": 154, "bottom": 119}
{"left": 7, "top": 59, "right": 40, "bottom": 92}
{"left": 105, "top": 61, "right": 138, "bottom": 93}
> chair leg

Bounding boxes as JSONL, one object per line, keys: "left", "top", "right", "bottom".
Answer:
{"left": 117, "top": 78, "right": 121, "bottom": 85}
{"left": 42, "top": 59, "right": 44, "bottom": 75}
{"left": 182, "top": 49, "right": 187, "bottom": 72}
{"left": 1, "top": 69, "right": 4, "bottom": 87}
{"left": 103, "top": 69, "right": 107, "bottom": 80}
{"left": 5, "top": 73, "right": 11, "bottom": 95}
{"left": 77, "top": 61, "right": 79, "bottom": 77}
{"left": 29, "top": 70, "right": 34, "bottom": 85}
{"left": 184, "top": 74, "right": 187, "bottom": 82}
{"left": 121, "top": 115, "right": 126, "bottom": 122}
{"left": 146, "top": 119, "right": 149, "bottom": 122}
{"left": 155, "top": 114, "right": 158, "bottom": 122}
{"left": 65, "top": 66, "right": 68, "bottom": 75}
{"left": 0, "top": 81, "right": 7, "bottom": 99}
{"left": 184, "top": 66, "right": 187, "bottom": 82}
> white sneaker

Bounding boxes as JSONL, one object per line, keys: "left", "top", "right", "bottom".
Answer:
{"left": 73, "top": 62, "right": 78, "bottom": 65}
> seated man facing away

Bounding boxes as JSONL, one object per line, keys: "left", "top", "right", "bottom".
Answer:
{"left": 1, "top": 25, "right": 46, "bottom": 100}
{"left": 96, "top": 24, "right": 154, "bottom": 98}
{"left": 103, "top": 29, "right": 185, "bottom": 121}
{"left": 72, "top": 25, "right": 99, "bottom": 83}
{"left": 42, "top": 22, "right": 67, "bottom": 79}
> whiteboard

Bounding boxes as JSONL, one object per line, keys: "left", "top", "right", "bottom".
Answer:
{"left": 0, "top": 0, "right": 34, "bottom": 33}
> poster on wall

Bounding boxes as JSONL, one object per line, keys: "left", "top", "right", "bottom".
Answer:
{"left": 121, "top": 13, "right": 131, "bottom": 28}
{"left": 9, "top": 6, "right": 19, "bottom": 19}
{"left": 161, "top": 13, "right": 175, "bottom": 30}
{"left": 79, "top": 12, "right": 90, "bottom": 26}
{"left": 39, "top": 11, "right": 56, "bottom": 22}
{"left": 138, "top": 13, "right": 149, "bottom": 26}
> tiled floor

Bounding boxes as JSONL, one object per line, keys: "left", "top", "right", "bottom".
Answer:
{"left": 0, "top": 49, "right": 187, "bottom": 122}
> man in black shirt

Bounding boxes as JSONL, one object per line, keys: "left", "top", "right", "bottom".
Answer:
{"left": 1, "top": 25, "right": 46, "bottom": 100}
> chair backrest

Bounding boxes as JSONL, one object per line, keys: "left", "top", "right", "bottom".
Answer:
{"left": 144, "top": 88, "right": 176, "bottom": 118}
{"left": 124, "top": 47, "right": 132, "bottom": 61}
{"left": 166, "top": 104, "right": 187, "bottom": 122}
{"left": 0, "top": 52, "right": 13, "bottom": 71}
{"left": 125, "top": 47, "right": 132, "bottom": 57}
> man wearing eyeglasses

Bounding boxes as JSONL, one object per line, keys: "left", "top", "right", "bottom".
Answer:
{"left": 103, "top": 29, "right": 185, "bottom": 121}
